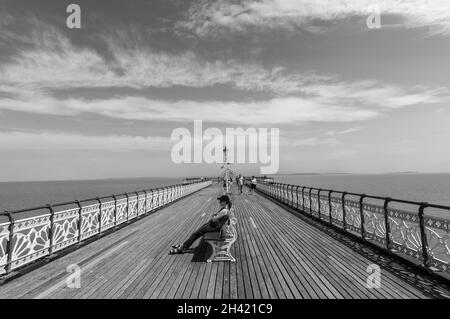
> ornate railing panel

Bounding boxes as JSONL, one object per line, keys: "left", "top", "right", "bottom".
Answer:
{"left": 304, "top": 190, "right": 311, "bottom": 212}
{"left": 100, "top": 201, "right": 116, "bottom": 232}
{"left": 116, "top": 198, "right": 128, "bottom": 225}
{"left": 0, "top": 222, "right": 10, "bottom": 274}
{"left": 297, "top": 188, "right": 304, "bottom": 209}
{"left": 52, "top": 208, "right": 80, "bottom": 253}
{"left": 344, "top": 200, "right": 361, "bottom": 234}
{"left": 319, "top": 195, "right": 330, "bottom": 221}
{"left": 253, "top": 180, "right": 450, "bottom": 278}
{"left": 128, "top": 196, "right": 138, "bottom": 220}
{"left": 362, "top": 204, "right": 386, "bottom": 246}
{"left": 310, "top": 194, "right": 319, "bottom": 217}
{"left": 80, "top": 204, "right": 100, "bottom": 241}
{"left": 424, "top": 216, "right": 450, "bottom": 272}
{"left": 387, "top": 207, "right": 422, "bottom": 260}
{"left": 0, "top": 180, "right": 211, "bottom": 276}
{"left": 11, "top": 214, "right": 51, "bottom": 271}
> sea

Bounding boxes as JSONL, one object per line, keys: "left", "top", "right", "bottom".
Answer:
{"left": 0, "top": 177, "right": 183, "bottom": 212}
{"left": 0, "top": 173, "right": 449, "bottom": 216}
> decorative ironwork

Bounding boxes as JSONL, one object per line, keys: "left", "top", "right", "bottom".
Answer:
{"left": 99, "top": 201, "right": 116, "bottom": 232}
{"left": 0, "top": 180, "right": 211, "bottom": 276}
{"left": 0, "top": 222, "right": 10, "bottom": 274}
{"left": 424, "top": 216, "right": 450, "bottom": 272}
{"left": 330, "top": 198, "right": 344, "bottom": 227}
{"left": 11, "top": 214, "right": 51, "bottom": 270}
{"left": 255, "top": 181, "right": 450, "bottom": 279}
{"left": 52, "top": 208, "right": 80, "bottom": 252}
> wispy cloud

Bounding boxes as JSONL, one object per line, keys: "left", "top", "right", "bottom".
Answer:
{"left": 0, "top": 21, "right": 447, "bottom": 126}
{"left": 284, "top": 137, "right": 341, "bottom": 147}
{"left": 180, "top": 0, "right": 450, "bottom": 37}
{"left": 0, "top": 131, "right": 171, "bottom": 151}
{"left": 327, "top": 127, "right": 362, "bottom": 136}
{"left": 0, "top": 21, "right": 327, "bottom": 96}
{"left": 0, "top": 94, "right": 380, "bottom": 125}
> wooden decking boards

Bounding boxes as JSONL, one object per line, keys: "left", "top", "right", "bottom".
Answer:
{"left": 0, "top": 184, "right": 445, "bottom": 299}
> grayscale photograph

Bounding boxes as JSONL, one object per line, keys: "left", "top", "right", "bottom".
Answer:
{"left": 0, "top": 0, "right": 449, "bottom": 307}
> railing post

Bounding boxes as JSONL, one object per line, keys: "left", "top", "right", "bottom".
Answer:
{"left": 150, "top": 189, "right": 155, "bottom": 210}
{"left": 288, "top": 185, "right": 292, "bottom": 205}
{"left": 317, "top": 189, "right": 322, "bottom": 220}
{"left": 76, "top": 200, "right": 83, "bottom": 244}
{"left": 302, "top": 187, "right": 306, "bottom": 212}
{"left": 342, "top": 192, "right": 347, "bottom": 230}
{"left": 125, "top": 193, "right": 130, "bottom": 222}
{"left": 359, "top": 195, "right": 366, "bottom": 239}
{"left": 285, "top": 184, "right": 289, "bottom": 204}
{"left": 291, "top": 185, "right": 295, "bottom": 206}
{"left": 47, "top": 204, "right": 56, "bottom": 255}
{"left": 308, "top": 187, "right": 312, "bottom": 214}
{"left": 135, "top": 191, "right": 140, "bottom": 217}
{"left": 155, "top": 188, "right": 159, "bottom": 207}
{"left": 4, "top": 211, "right": 15, "bottom": 275}
{"left": 112, "top": 195, "right": 118, "bottom": 228}
{"left": 383, "top": 198, "right": 392, "bottom": 251}
{"left": 296, "top": 186, "right": 300, "bottom": 210}
{"left": 328, "top": 190, "right": 333, "bottom": 224}
{"left": 144, "top": 190, "right": 148, "bottom": 214}
{"left": 96, "top": 197, "right": 102, "bottom": 234}
{"left": 418, "top": 202, "right": 429, "bottom": 267}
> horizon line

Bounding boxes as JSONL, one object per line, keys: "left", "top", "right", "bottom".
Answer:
{"left": 1, "top": 171, "right": 450, "bottom": 183}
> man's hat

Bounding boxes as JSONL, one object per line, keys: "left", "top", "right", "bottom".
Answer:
{"left": 217, "top": 195, "right": 230, "bottom": 203}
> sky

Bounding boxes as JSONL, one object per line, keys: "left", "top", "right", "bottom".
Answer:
{"left": 0, "top": 0, "right": 449, "bottom": 181}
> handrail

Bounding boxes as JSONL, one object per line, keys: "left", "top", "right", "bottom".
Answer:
{"left": 0, "top": 180, "right": 212, "bottom": 277}
{"left": 250, "top": 180, "right": 450, "bottom": 278}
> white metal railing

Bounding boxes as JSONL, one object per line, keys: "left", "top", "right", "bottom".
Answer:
{"left": 0, "top": 180, "right": 211, "bottom": 276}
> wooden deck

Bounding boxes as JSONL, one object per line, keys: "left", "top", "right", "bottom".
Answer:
{"left": 0, "top": 184, "right": 446, "bottom": 299}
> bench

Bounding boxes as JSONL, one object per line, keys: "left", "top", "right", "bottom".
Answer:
{"left": 204, "top": 215, "right": 238, "bottom": 262}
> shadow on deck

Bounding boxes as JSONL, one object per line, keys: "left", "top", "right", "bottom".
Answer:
{"left": 0, "top": 185, "right": 448, "bottom": 299}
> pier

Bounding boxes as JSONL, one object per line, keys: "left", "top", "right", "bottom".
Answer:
{"left": 0, "top": 181, "right": 449, "bottom": 299}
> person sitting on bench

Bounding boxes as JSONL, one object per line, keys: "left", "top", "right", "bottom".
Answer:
{"left": 169, "top": 195, "right": 231, "bottom": 254}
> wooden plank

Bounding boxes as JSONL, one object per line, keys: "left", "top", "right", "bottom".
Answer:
{"left": 150, "top": 200, "right": 214, "bottom": 299}
{"left": 252, "top": 197, "right": 385, "bottom": 299}
{"left": 235, "top": 203, "right": 261, "bottom": 298}
{"left": 249, "top": 195, "right": 374, "bottom": 298}
{"left": 240, "top": 198, "right": 299, "bottom": 299}
{"left": 250, "top": 192, "right": 426, "bottom": 299}
{"left": 237, "top": 199, "right": 283, "bottom": 299}
{"left": 129, "top": 200, "right": 208, "bottom": 299}
{"left": 113, "top": 195, "right": 207, "bottom": 299}
{"left": 264, "top": 198, "right": 426, "bottom": 299}
{"left": 250, "top": 198, "right": 362, "bottom": 299}
{"left": 68, "top": 193, "right": 207, "bottom": 299}
{"left": 237, "top": 198, "right": 321, "bottom": 299}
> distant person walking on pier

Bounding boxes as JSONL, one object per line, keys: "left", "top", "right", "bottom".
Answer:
{"left": 227, "top": 176, "right": 233, "bottom": 194}
{"left": 249, "top": 176, "right": 257, "bottom": 195}
{"left": 222, "top": 177, "right": 227, "bottom": 194}
{"left": 238, "top": 174, "right": 244, "bottom": 194}
{"left": 169, "top": 195, "right": 231, "bottom": 254}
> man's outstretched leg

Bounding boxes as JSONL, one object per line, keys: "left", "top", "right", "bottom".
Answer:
{"left": 170, "top": 222, "right": 217, "bottom": 254}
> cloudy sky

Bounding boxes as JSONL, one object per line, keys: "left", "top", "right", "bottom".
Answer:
{"left": 0, "top": 0, "right": 449, "bottom": 181}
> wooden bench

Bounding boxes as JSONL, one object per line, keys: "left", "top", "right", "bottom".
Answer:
{"left": 204, "top": 215, "right": 238, "bottom": 262}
